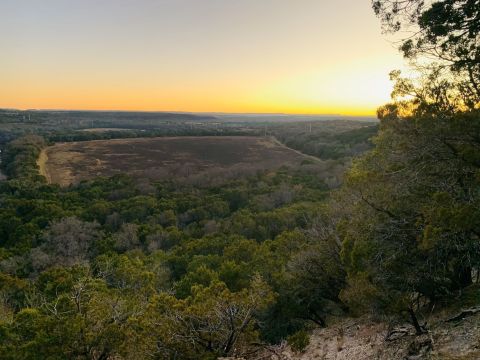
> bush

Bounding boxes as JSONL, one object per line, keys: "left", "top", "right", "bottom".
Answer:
{"left": 287, "top": 330, "right": 310, "bottom": 353}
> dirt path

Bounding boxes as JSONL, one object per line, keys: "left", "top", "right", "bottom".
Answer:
{"left": 269, "top": 136, "right": 323, "bottom": 164}
{"left": 37, "top": 149, "right": 51, "bottom": 183}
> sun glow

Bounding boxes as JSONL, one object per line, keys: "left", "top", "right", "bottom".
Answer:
{"left": 246, "top": 59, "right": 399, "bottom": 116}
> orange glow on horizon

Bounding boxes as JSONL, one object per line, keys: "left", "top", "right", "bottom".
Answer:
{"left": 0, "top": 56, "right": 399, "bottom": 117}
{"left": 0, "top": 100, "right": 380, "bottom": 117}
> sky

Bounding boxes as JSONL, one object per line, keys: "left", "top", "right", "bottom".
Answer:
{"left": 0, "top": 0, "right": 406, "bottom": 116}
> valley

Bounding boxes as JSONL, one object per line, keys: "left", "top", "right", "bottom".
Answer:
{"left": 40, "top": 136, "right": 312, "bottom": 186}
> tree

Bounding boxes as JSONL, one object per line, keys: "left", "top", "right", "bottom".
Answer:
{"left": 0, "top": 267, "right": 137, "bottom": 360}
{"left": 136, "top": 275, "right": 275, "bottom": 359}
{"left": 285, "top": 243, "right": 346, "bottom": 327}
{"left": 338, "top": 110, "right": 480, "bottom": 333}
{"left": 372, "top": 0, "right": 480, "bottom": 106}
{"left": 113, "top": 223, "right": 140, "bottom": 252}
{"left": 2, "top": 135, "right": 46, "bottom": 181}
{"left": 329, "top": 1, "right": 480, "bottom": 333}
{"left": 31, "top": 217, "right": 102, "bottom": 271}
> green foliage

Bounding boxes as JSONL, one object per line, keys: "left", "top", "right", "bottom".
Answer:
{"left": 373, "top": 0, "right": 480, "bottom": 103}
{"left": 339, "top": 273, "right": 381, "bottom": 317}
{"left": 273, "top": 123, "right": 378, "bottom": 161}
{"left": 287, "top": 330, "right": 310, "bottom": 353}
{"left": 338, "top": 109, "right": 480, "bottom": 330}
{"left": 126, "top": 275, "right": 275, "bottom": 359}
{"left": 0, "top": 146, "right": 334, "bottom": 358}
{"left": 2, "top": 135, "right": 46, "bottom": 182}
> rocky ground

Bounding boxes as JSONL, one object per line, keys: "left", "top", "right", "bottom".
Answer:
{"left": 255, "top": 284, "right": 480, "bottom": 360}
{"left": 219, "top": 286, "right": 480, "bottom": 360}
{"left": 270, "top": 307, "right": 480, "bottom": 360}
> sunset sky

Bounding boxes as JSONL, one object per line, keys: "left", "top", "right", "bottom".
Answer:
{"left": 0, "top": 0, "right": 405, "bottom": 116}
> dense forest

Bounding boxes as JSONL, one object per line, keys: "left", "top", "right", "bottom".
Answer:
{"left": 0, "top": 134, "right": 340, "bottom": 358}
{"left": 0, "top": 0, "right": 479, "bottom": 359}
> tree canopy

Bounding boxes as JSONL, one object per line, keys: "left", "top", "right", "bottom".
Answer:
{"left": 373, "top": 0, "right": 480, "bottom": 108}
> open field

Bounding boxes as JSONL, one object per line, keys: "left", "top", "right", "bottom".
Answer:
{"left": 40, "top": 136, "right": 316, "bottom": 186}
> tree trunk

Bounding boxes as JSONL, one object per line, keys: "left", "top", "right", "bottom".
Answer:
{"left": 408, "top": 307, "right": 425, "bottom": 335}
{"left": 223, "top": 331, "right": 236, "bottom": 357}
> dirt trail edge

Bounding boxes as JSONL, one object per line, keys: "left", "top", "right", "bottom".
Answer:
{"left": 270, "top": 136, "right": 322, "bottom": 163}
{"left": 37, "top": 149, "right": 51, "bottom": 183}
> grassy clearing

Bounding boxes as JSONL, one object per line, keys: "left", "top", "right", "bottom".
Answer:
{"left": 42, "top": 136, "right": 312, "bottom": 186}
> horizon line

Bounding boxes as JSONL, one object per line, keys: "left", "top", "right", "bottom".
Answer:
{"left": 0, "top": 107, "right": 377, "bottom": 118}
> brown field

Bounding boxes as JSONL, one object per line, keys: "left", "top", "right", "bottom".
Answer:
{"left": 78, "top": 128, "right": 135, "bottom": 133}
{"left": 40, "top": 136, "right": 316, "bottom": 186}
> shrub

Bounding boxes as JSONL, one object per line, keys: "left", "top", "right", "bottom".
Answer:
{"left": 287, "top": 330, "right": 310, "bottom": 353}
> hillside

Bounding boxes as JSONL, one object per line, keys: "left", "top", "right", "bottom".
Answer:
{"left": 282, "top": 309, "right": 480, "bottom": 360}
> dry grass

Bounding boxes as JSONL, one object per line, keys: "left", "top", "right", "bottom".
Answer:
{"left": 42, "top": 136, "right": 312, "bottom": 186}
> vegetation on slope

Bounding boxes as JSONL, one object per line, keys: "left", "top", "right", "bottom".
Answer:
{"left": 0, "top": 138, "right": 349, "bottom": 358}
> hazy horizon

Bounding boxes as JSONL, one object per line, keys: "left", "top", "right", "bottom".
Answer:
{"left": 0, "top": 107, "right": 378, "bottom": 119}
